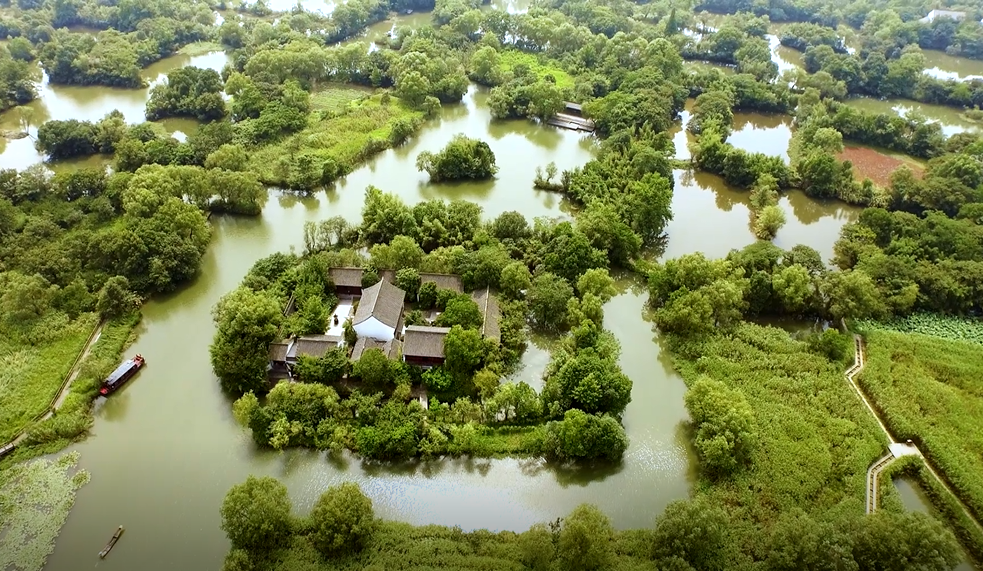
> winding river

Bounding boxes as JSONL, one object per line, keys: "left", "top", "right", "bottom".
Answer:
{"left": 0, "top": 7, "right": 955, "bottom": 571}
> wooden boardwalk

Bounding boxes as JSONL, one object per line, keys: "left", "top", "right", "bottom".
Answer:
{"left": 546, "top": 113, "right": 595, "bottom": 132}
{"left": 845, "top": 334, "right": 983, "bottom": 534}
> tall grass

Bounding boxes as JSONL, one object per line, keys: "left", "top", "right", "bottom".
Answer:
{"left": 0, "top": 313, "right": 98, "bottom": 443}
{"left": 497, "top": 51, "right": 575, "bottom": 90}
{"left": 248, "top": 91, "right": 424, "bottom": 188}
{"left": 19, "top": 314, "right": 141, "bottom": 456}
{"left": 666, "top": 322, "right": 885, "bottom": 534}
{"left": 859, "top": 330, "right": 983, "bottom": 524}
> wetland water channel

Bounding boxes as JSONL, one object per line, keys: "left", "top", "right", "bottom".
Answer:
{"left": 0, "top": 10, "right": 972, "bottom": 570}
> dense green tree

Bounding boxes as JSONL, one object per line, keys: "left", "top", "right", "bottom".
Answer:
{"left": 395, "top": 268, "right": 421, "bottom": 301}
{"left": 96, "top": 275, "right": 140, "bottom": 319}
{"left": 542, "top": 345, "right": 632, "bottom": 418}
{"left": 684, "top": 377, "right": 759, "bottom": 477}
{"left": 210, "top": 287, "right": 283, "bottom": 395}
{"left": 435, "top": 294, "right": 482, "bottom": 330}
{"left": 853, "top": 511, "right": 960, "bottom": 571}
{"left": 652, "top": 499, "right": 731, "bottom": 571}
{"left": 146, "top": 66, "right": 226, "bottom": 121}
{"left": 557, "top": 504, "right": 615, "bottom": 571}
{"left": 220, "top": 476, "right": 292, "bottom": 551}
{"left": 527, "top": 272, "right": 573, "bottom": 331}
{"left": 543, "top": 409, "right": 628, "bottom": 461}
{"left": 416, "top": 134, "right": 498, "bottom": 182}
{"left": 352, "top": 348, "right": 394, "bottom": 389}
{"left": 443, "top": 325, "right": 485, "bottom": 379}
{"left": 309, "top": 482, "right": 375, "bottom": 556}
{"left": 294, "top": 348, "right": 348, "bottom": 385}
{"left": 499, "top": 261, "right": 531, "bottom": 300}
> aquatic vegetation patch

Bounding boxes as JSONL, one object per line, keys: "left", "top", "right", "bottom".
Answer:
{"left": 666, "top": 322, "right": 885, "bottom": 521}
{"left": 855, "top": 313, "right": 983, "bottom": 346}
{"left": 310, "top": 85, "right": 376, "bottom": 114}
{"left": 836, "top": 145, "right": 924, "bottom": 187}
{"left": 0, "top": 451, "right": 90, "bottom": 571}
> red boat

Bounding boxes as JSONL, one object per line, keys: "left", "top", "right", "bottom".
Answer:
{"left": 99, "top": 355, "right": 145, "bottom": 396}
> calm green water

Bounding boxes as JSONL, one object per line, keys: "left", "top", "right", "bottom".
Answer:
{"left": 922, "top": 49, "right": 983, "bottom": 82}
{"left": 0, "top": 50, "right": 229, "bottom": 169}
{"left": 844, "top": 96, "right": 982, "bottom": 136}
{"left": 669, "top": 99, "right": 860, "bottom": 264}
{"left": 893, "top": 478, "right": 976, "bottom": 571}
{"left": 0, "top": 16, "right": 872, "bottom": 571}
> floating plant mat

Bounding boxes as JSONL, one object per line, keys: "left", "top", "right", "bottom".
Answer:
{"left": 0, "top": 451, "right": 90, "bottom": 571}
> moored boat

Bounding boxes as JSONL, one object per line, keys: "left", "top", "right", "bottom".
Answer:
{"left": 99, "top": 355, "right": 145, "bottom": 396}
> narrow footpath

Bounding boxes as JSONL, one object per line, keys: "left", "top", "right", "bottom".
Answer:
{"left": 846, "top": 334, "right": 983, "bottom": 537}
{"left": 0, "top": 323, "right": 104, "bottom": 457}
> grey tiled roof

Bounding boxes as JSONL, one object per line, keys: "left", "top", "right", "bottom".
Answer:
{"left": 353, "top": 280, "right": 405, "bottom": 328}
{"left": 402, "top": 326, "right": 451, "bottom": 359}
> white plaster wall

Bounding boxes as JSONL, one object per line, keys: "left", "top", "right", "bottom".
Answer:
{"left": 354, "top": 317, "right": 395, "bottom": 341}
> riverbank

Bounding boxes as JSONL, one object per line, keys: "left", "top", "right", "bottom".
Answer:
{"left": 0, "top": 313, "right": 141, "bottom": 467}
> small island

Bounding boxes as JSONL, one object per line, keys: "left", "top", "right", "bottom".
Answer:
{"left": 416, "top": 133, "right": 499, "bottom": 181}
{"left": 211, "top": 188, "right": 634, "bottom": 462}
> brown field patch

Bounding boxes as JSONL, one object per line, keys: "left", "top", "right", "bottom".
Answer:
{"left": 837, "top": 145, "right": 924, "bottom": 187}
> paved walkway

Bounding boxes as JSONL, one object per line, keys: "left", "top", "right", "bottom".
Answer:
{"left": 846, "top": 334, "right": 983, "bottom": 535}
{"left": 0, "top": 323, "right": 104, "bottom": 457}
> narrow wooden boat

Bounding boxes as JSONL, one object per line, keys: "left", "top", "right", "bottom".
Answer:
{"left": 98, "top": 525, "right": 124, "bottom": 558}
{"left": 99, "top": 355, "right": 145, "bottom": 396}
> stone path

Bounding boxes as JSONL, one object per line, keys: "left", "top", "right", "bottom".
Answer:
{"left": 846, "top": 334, "right": 983, "bottom": 535}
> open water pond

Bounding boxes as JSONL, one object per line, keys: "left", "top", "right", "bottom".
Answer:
{"left": 845, "top": 96, "right": 983, "bottom": 136}
{"left": 922, "top": 49, "right": 983, "bottom": 82}
{"left": 663, "top": 170, "right": 859, "bottom": 263}
{"left": 0, "top": 50, "right": 230, "bottom": 170}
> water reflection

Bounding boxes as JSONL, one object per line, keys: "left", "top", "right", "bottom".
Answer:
{"left": 730, "top": 111, "right": 793, "bottom": 161}
{"left": 663, "top": 170, "right": 859, "bottom": 263}
{"left": 921, "top": 49, "right": 983, "bottom": 82}
{"left": 0, "top": 50, "right": 230, "bottom": 169}
{"left": 767, "top": 34, "right": 803, "bottom": 74}
{"left": 845, "top": 97, "right": 982, "bottom": 137}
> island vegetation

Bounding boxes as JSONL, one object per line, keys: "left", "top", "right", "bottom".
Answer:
{"left": 2, "top": 0, "right": 983, "bottom": 568}
{"left": 416, "top": 134, "right": 499, "bottom": 181}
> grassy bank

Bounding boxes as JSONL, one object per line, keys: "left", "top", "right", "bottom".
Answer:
{"left": 665, "top": 322, "right": 885, "bottom": 547}
{"left": 2, "top": 313, "right": 141, "bottom": 467}
{"left": 858, "top": 329, "right": 983, "bottom": 524}
{"left": 176, "top": 41, "right": 225, "bottom": 56}
{"left": 248, "top": 89, "right": 424, "bottom": 188}
{"left": 266, "top": 520, "right": 654, "bottom": 571}
{"left": 0, "top": 313, "right": 98, "bottom": 444}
